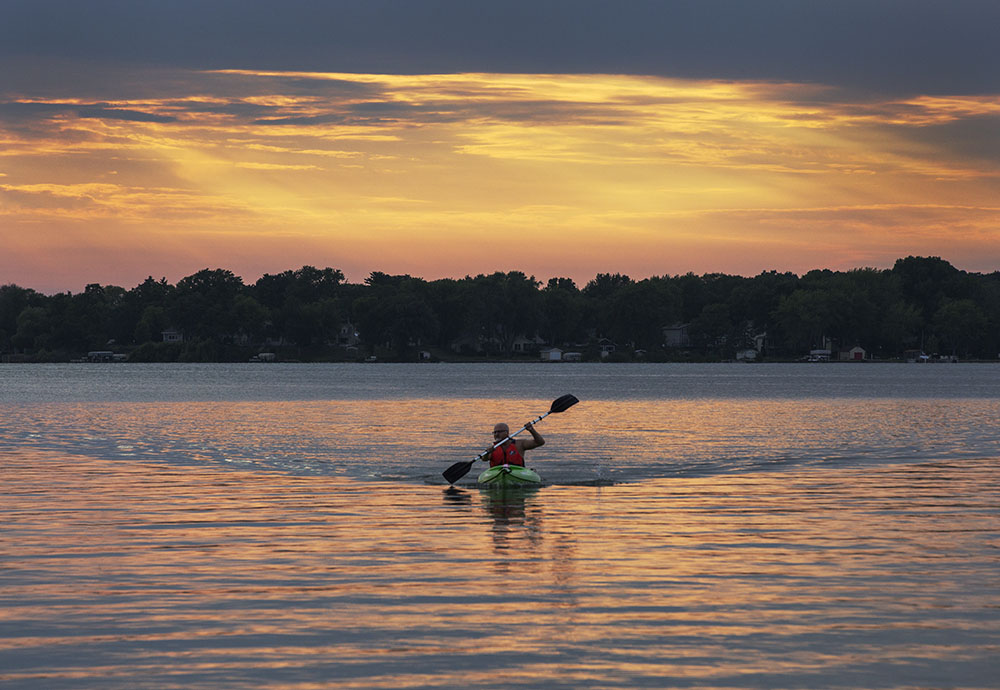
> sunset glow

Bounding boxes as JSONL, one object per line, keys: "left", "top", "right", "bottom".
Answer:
{"left": 2, "top": 19, "right": 999, "bottom": 292}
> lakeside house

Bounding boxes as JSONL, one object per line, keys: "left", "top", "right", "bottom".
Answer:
{"left": 598, "top": 338, "right": 616, "bottom": 358}
{"left": 539, "top": 347, "right": 584, "bottom": 362}
{"left": 807, "top": 349, "right": 831, "bottom": 362}
{"left": 85, "top": 351, "right": 127, "bottom": 362}
{"left": 663, "top": 323, "right": 691, "bottom": 347}
{"left": 161, "top": 329, "right": 183, "bottom": 343}
{"left": 512, "top": 334, "right": 546, "bottom": 354}
{"left": 336, "top": 322, "right": 361, "bottom": 348}
{"left": 841, "top": 346, "right": 867, "bottom": 361}
{"left": 540, "top": 347, "right": 563, "bottom": 362}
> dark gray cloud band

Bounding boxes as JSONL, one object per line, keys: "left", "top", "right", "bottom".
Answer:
{"left": 2, "top": 0, "right": 998, "bottom": 96}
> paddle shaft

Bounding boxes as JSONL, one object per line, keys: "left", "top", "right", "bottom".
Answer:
{"left": 475, "top": 410, "right": 551, "bottom": 462}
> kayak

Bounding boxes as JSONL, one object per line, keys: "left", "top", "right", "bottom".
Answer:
{"left": 477, "top": 464, "right": 542, "bottom": 487}
{"left": 478, "top": 464, "right": 541, "bottom": 487}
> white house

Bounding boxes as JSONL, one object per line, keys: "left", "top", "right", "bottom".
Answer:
{"left": 540, "top": 347, "right": 563, "bottom": 362}
{"left": 841, "top": 346, "right": 866, "bottom": 361}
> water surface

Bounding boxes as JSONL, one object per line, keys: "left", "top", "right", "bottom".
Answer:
{"left": 5, "top": 363, "right": 1000, "bottom": 483}
{"left": 1, "top": 363, "right": 998, "bottom": 688}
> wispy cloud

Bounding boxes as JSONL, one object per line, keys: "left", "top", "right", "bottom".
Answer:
{"left": 0, "top": 101, "right": 176, "bottom": 123}
{"left": 1, "top": 68, "right": 998, "bottom": 290}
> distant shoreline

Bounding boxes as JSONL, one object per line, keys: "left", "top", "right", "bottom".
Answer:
{"left": 1, "top": 357, "right": 990, "bottom": 365}
{"left": 4, "top": 257, "right": 997, "bottom": 365}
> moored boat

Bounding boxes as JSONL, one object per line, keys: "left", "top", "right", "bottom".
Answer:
{"left": 477, "top": 463, "right": 542, "bottom": 487}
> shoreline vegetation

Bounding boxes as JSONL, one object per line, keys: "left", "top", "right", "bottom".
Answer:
{"left": 3, "top": 256, "right": 999, "bottom": 364}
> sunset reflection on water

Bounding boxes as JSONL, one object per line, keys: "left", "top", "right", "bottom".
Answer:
{"left": 10, "top": 394, "right": 1000, "bottom": 488}
{"left": 4, "top": 447, "right": 996, "bottom": 689}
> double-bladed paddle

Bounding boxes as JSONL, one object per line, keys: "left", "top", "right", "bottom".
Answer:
{"left": 442, "top": 394, "right": 579, "bottom": 484}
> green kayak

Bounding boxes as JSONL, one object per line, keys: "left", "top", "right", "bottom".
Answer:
{"left": 477, "top": 464, "right": 542, "bottom": 487}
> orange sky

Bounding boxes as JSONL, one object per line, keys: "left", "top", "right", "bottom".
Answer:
{"left": 2, "top": 69, "right": 999, "bottom": 292}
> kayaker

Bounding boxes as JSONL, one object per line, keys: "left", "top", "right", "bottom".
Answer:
{"left": 487, "top": 422, "right": 544, "bottom": 467}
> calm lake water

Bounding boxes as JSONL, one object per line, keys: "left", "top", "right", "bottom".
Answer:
{"left": 1, "top": 363, "right": 998, "bottom": 688}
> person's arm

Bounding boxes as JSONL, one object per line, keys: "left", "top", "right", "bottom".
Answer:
{"left": 518, "top": 421, "right": 545, "bottom": 451}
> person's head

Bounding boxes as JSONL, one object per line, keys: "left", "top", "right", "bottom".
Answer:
{"left": 493, "top": 423, "right": 510, "bottom": 441}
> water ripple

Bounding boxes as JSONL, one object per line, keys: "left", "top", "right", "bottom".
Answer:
{"left": 2, "top": 451, "right": 997, "bottom": 689}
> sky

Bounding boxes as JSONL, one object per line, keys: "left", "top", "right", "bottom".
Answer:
{"left": 2, "top": 0, "right": 999, "bottom": 293}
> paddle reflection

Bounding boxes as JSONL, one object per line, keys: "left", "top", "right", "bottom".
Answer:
{"left": 441, "top": 485, "right": 472, "bottom": 506}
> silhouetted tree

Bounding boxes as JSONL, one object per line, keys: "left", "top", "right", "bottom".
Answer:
{"left": 171, "top": 268, "right": 245, "bottom": 341}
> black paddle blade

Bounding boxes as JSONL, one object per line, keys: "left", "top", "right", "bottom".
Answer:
{"left": 550, "top": 394, "right": 579, "bottom": 414}
{"left": 443, "top": 459, "right": 474, "bottom": 484}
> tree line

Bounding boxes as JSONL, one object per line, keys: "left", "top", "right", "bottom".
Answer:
{"left": 2, "top": 256, "right": 999, "bottom": 362}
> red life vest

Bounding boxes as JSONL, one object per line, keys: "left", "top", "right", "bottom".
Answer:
{"left": 490, "top": 441, "right": 524, "bottom": 467}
